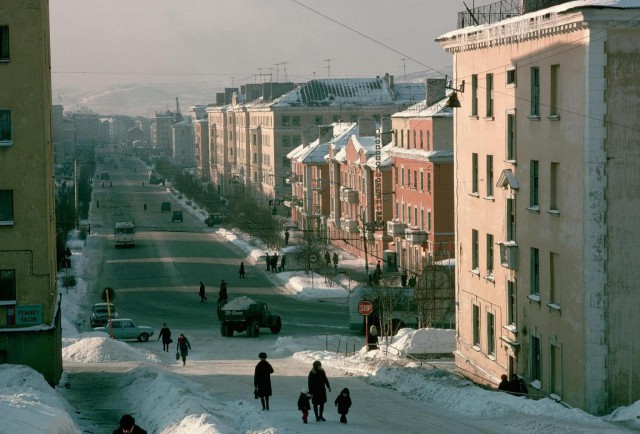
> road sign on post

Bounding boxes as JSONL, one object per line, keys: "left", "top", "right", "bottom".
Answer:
{"left": 358, "top": 300, "right": 373, "bottom": 316}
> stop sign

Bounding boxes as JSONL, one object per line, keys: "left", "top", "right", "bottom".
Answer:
{"left": 358, "top": 300, "right": 373, "bottom": 316}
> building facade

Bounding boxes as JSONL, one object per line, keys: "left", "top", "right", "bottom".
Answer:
{"left": 0, "top": 0, "right": 62, "bottom": 385}
{"left": 438, "top": 0, "right": 640, "bottom": 414}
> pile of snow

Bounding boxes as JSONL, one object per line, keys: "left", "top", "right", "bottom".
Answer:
{"left": 220, "top": 296, "right": 255, "bottom": 310}
{"left": 62, "top": 333, "right": 161, "bottom": 363}
{"left": 283, "top": 271, "right": 348, "bottom": 298}
{"left": 381, "top": 328, "right": 456, "bottom": 356}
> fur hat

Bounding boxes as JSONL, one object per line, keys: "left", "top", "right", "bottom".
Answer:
{"left": 341, "top": 388, "right": 350, "bottom": 395}
{"left": 259, "top": 352, "right": 267, "bottom": 359}
{"left": 313, "top": 360, "right": 322, "bottom": 368}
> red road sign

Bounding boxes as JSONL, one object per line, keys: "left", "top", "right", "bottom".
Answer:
{"left": 358, "top": 300, "right": 373, "bottom": 316}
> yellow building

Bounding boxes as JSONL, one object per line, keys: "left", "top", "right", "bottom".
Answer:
{"left": 0, "top": 0, "right": 62, "bottom": 385}
{"left": 439, "top": 0, "right": 640, "bottom": 415}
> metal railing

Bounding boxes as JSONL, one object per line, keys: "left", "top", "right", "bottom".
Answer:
{"left": 456, "top": 0, "right": 572, "bottom": 29}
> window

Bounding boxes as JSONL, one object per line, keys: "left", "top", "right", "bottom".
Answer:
{"left": 507, "top": 280, "right": 516, "bottom": 325}
{"left": 0, "top": 270, "right": 16, "bottom": 303}
{"left": 412, "top": 130, "right": 417, "bottom": 148}
{"left": 394, "top": 167, "right": 398, "bottom": 185}
{"left": 506, "top": 198, "right": 515, "bottom": 241}
{"left": 413, "top": 171, "right": 417, "bottom": 189}
{"left": 486, "top": 233, "right": 494, "bottom": 274}
{"left": 530, "top": 67, "right": 540, "bottom": 117}
{"left": 420, "top": 170, "right": 424, "bottom": 191}
{"left": 0, "top": 26, "right": 9, "bottom": 62}
{"left": 0, "top": 190, "right": 14, "bottom": 224}
{"left": 332, "top": 115, "right": 340, "bottom": 123}
{"left": 506, "top": 67, "right": 516, "bottom": 85}
{"left": 427, "top": 210, "right": 431, "bottom": 232}
{"left": 414, "top": 207, "right": 418, "bottom": 227}
{"left": 472, "top": 304, "right": 480, "bottom": 347}
{"left": 427, "top": 173, "right": 431, "bottom": 194}
{"left": 314, "top": 115, "right": 323, "bottom": 125}
{"left": 282, "top": 136, "right": 290, "bottom": 147}
{"left": 486, "top": 155, "right": 494, "bottom": 197}
{"left": 292, "top": 116, "right": 301, "bottom": 126}
{"left": 472, "top": 229, "right": 479, "bottom": 270}
{"left": 485, "top": 73, "right": 494, "bottom": 117}
{"left": 427, "top": 130, "right": 431, "bottom": 150}
{"left": 472, "top": 304, "right": 480, "bottom": 348}
{"left": 472, "top": 153, "right": 478, "bottom": 194}
{"left": 530, "top": 160, "right": 539, "bottom": 208}
{"left": 550, "top": 252, "right": 559, "bottom": 304}
{"left": 401, "top": 167, "right": 405, "bottom": 187}
{"left": 550, "top": 162, "right": 559, "bottom": 211}
{"left": 506, "top": 112, "right": 516, "bottom": 161}
{"left": 420, "top": 130, "right": 424, "bottom": 149}
{"left": 281, "top": 116, "right": 290, "bottom": 127}
{"left": 292, "top": 135, "right": 301, "bottom": 147}
{"left": 531, "top": 334, "right": 541, "bottom": 382}
{"left": 471, "top": 74, "right": 478, "bottom": 117}
{"left": 530, "top": 247, "right": 540, "bottom": 295}
{"left": 487, "top": 312, "right": 495, "bottom": 356}
{"left": 0, "top": 109, "right": 11, "bottom": 143}
{"left": 550, "top": 65, "right": 559, "bottom": 118}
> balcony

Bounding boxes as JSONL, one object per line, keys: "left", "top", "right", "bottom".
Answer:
{"left": 405, "top": 228, "right": 428, "bottom": 244}
{"left": 285, "top": 174, "right": 302, "bottom": 184}
{"left": 499, "top": 241, "right": 518, "bottom": 270}
{"left": 340, "top": 188, "right": 358, "bottom": 203}
{"left": 341, "top": 218, "right": 359, "bottom": 232}
{"left": 387, "top": 220, "right": 407, "bottom": 237}
{"left": 305, "top": 205, "right": 322, "bottom": 217}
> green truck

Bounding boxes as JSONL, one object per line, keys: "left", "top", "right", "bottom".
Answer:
{"left": 217, "top": 296, "right": 282, "bottom": 337}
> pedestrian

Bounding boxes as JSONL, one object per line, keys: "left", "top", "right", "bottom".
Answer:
{"left": 96, "top": 200, "right": 100, "bottom": 208}
{"left": 279, "top": 254, "right": 286, "bottom": 272}
{"left": 266, "top": 253, "right": 271, "bottom": 271}
{"left": 271, "top": 254, "right": 278, "bottom": 273}
{"left": 376, "top": 260, "right": 382, "bottom": 275}
{"left": 113, "top": 414, "right": 147, "bottom": 434}
{"left": 298, "top": 387, "right": 312, "bottom": 424}
{"left": 498, "top": 374, "right": 510, "bottom": 392}
{"left": 218, "top": 280, "right": 228, "bottom": 304}
{"left": 254, "top": 352, "right": 274, "bottom": 411}
{"left": 401, "top": 270, "right": 408, "bottom": 287}
{"left": 332, "top": 252, "right": 339, "bottom": 269}
{"left": 308, "top": 360, "right": 331, "bottom": 422}
{"left": 509, "top": 374, "right": 528, "bottom": 396}
{"left": 143, "top": 203, "right": 147, "bottom": 212}
{"left": 199, "top": 281, "right": 207, "bottom": 302}
{"left": 367, "top": 324, "right": 379, "bottom": 351}
{"left": 158, "top": 322, "right": 172, "bottom": 352}
{"left": 284, "top": 229, "right": 290, "bottom": 245}
{"left": 176, "top": 333, "right": 191, "bottom": 366}
{"left": 324, "top": 251, "right": 331, "bottom": 267}
{"left": 334, "top": 387, "right": 352, "bottom": 424}
{"left": 239, "top": 262, "right": 246, "bottom": 278}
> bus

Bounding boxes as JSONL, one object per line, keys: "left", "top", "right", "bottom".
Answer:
{"left": 114, "top": 221, "right": 135, "bottom": 248}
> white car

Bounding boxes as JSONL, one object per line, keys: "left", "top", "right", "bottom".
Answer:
{"left": 93, "top": 318, "right": 154, "bottom": 342}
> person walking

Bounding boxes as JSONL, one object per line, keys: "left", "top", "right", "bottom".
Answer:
{"left": 266, "top": 253, "right": 271, "bottom": 271}
{"left": 498, "top": 374, "right": 510, "bottom": 392}
{"left": 176, "top": 333, "right": 191, "bottom": 366}
{"left": 199, "top": 281, "right": 207, "bottom": 302}
{"left": 254, "top": 352, "right": 274, "bottom": 411}
{"left": 297, "top": 388, "right": 312, "bottom": 424}
{"left": 113, "top": 414, "right": 147, "bottom": 434}
{"left": 239, "top": 262, "right": 246, "bottom": 278}
{"left": 332, "top": 252, "right": 339, "bottom": 269}
{"left": 284, "top": 229, "right": 290, "bottom": 245}
{"left": 334, "top": 387, "right": 352, "bottom": 424}
{"left": 279, "top": 254, "right": 286, "bottom": 272}
{"left": 271, "top": 254, "right": 279, "bottom": 273}
{"left": 218, "top": 280, "right": 228, "bottom": 304}
{"left": 157, "top": 323, "right": 172, "bottom": 352}
{"left": 308, "top": 360, "right": 331, "bottom": 422}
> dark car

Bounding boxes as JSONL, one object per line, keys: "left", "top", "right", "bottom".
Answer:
{"left": 161, "top": 202, "right": 171, "bottom": 212}
{"left": 90, "top": 302, "right": 118, "bottom": 327}
{"left": 172, "top": 210, "right": 183, "bottom": 222}
{"left": 205, "top": 213, "right": 226, "bottom": 227}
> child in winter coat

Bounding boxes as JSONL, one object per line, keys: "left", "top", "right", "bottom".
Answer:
{"left": 297, "top": 388, "right": 312, "bottom": 424}
{"left": 334, "top": 387, "right": 352, "bottom": 424}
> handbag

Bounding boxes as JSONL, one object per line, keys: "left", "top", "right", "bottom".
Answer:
{"left": 169, "top": 338, "right": 173, "bottom": 343}
{"left": 175, "top": 351, "right": 180, "bottom": 360}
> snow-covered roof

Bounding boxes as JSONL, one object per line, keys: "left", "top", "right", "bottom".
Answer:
{"left": 365, "top": 142, "right": 394, "bottom": 168}
{"left": 388, "top": 147, "right": 454, "bottom": 163}
{"left": 392, "top": 93, "right": 454, "bottom": 119}
{"left": 437, "top": 0, "right": 640, "bottom": 41}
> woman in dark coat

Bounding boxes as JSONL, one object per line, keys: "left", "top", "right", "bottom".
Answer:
{"left": 176, "top": 333, "right": 191, "bottom": 366}
{"left": 239, "top": 262, "right": 246, "bottom": 278}
{"left": 254, "top": 352, "right": 274, "bottom": 410}
{"left": 308, "top": 360, "right": 331, "bottom": 422}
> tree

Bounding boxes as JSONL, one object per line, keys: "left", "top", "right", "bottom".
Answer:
{"left": 413, "top": 260, "right": 455, "bottom": 329}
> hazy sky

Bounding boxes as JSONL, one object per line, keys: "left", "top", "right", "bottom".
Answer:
{"left": 49, "top": 0, "right": 470, "bottom": 92}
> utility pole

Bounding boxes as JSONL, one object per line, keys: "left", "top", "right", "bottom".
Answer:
{"left": 323, "top": 59, "right": 335, "bottom": 78}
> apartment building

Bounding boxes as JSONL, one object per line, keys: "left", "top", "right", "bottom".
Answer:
{"left": 0, "top": 1, "right": 63, "bottom": 385}
{"left": 388, "top": 80, "right": 454, "bottom": 276}
{"left": 438, "top": 0, "right": 640, "bottom": 414}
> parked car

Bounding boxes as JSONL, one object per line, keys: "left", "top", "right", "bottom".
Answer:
{"left": 90, "top": 302, "right": 118, "bottom": 327}
{"left": 172, "top": 210, "right": 183, "bottom": 222}
{"left": 161, "top": 202, "right": 171, "bottom": 212}
{"left": 205, "top": 212, "right": 226, "bottom": 227}
{"left": 93, "top": 318, "right": 154, "bottom": 342}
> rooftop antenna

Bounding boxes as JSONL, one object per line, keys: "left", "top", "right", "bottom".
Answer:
{"left": 281, "top": 61, "right": 289, "bottom": 82}
{"left": 323, "top": 59, "right": 335, "bottom": 78}
{"left": 399, "top": 58, "right": 406, "bottom": 82}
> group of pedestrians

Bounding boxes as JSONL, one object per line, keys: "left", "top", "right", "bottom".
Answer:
{"left": 498, "top": 373, "right": 529, "bottom": 396}
{"left": 196, "top": 280, "right": 228, "bottom": 304}
{"left": 157, "top": 323, "right": 192, "bottom": 366}
{"left": 265, "top": 253, "right": 286, "bottom": 273}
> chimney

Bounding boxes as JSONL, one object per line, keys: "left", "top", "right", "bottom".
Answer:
{"left": 318, "top": 125, "right": 334, "bottom": 143}
{"left": 383, "top": 73, "right": 394, "bottom": 89}
{"left": 426, "top": 79, "right": 447, "bottom": 106}
{"left": 357, "top": 117, "right": 376, "bottom": 137}
{"left": 302, "top": 125, "right": 318, "bottom": 145}
{"left": 380, "top": 116, "right": 392, "bottom": 145}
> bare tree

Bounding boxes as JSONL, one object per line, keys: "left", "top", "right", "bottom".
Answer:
{"left": 414, "top": 260, "right": 455, "bottom": 329}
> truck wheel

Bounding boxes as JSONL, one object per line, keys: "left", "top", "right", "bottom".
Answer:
{"left": 270, "top": 316, "right": 282, "bottom": 334}
{"left": 226, "top": 324, "right": 234, "bottom": 337}
{"left": 138, "top": 333, "right": 149, "bottom": 342}
{"left": 220, "top": 323, "right": 227, "bottom": 337}
{"left": 248, "top": 320, "right": 259, "bottom": 337}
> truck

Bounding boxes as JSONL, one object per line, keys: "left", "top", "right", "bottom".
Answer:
{"left": 114, "top": 221, "right": 135, "bottom": 248}
{"left": 217, "top": 296, "right": 282, "bottom": 337}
